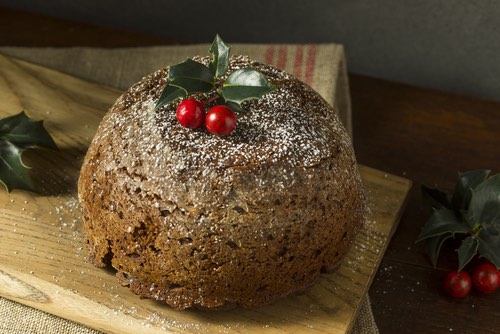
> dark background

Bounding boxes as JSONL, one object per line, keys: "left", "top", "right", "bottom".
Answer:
{"left": 1, "top": 0, "right": 499, "bottom": 101}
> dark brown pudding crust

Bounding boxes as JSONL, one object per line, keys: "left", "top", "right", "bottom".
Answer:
{"left": 78, "top": 56, "right": 366, "bottom": 310}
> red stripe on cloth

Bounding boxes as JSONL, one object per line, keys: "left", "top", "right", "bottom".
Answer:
{"left": 305, "top": 45, "right": 318, "bottom": 85}
{"left": 293, "top": 45, "right": 304, "bottom": 79}
{"left": 277, "top": 45, "right": 288, "bottom": 70}
{"left": 264, "top": 45, "right": 275, "bottom": 65}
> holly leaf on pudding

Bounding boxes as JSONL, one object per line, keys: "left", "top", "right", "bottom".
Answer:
{"left": 209, "top": 34, "right": 230, "bottom": 77}
{"left": 154, "top": 84, "right": 186, "bottom": 111}
{"left": 220, "top": 68, "right": 276, "bottom": 106}
{"left": 168, "top": 59, "right": 214, "bottom": 93}
{"left": 223, "top": 100, "right": 246, "bottom": 113}
{"left": 0, "top": 111, "right": 57, "bottom": 192}
{"left": 215, "top": 97, "right": 246, "bottom": 113}
{"left": 155, "top": 59, "right": 215, "bottom": 111}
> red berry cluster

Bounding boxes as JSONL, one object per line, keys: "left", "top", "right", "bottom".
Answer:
{"left": 175, "top": 98, "right": 236, "bottom": 136}
{"left": 444, "top": 261, "right": 499, "bottom": 298}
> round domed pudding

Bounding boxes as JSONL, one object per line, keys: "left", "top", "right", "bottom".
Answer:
{"left": 78, "top": 55, "right": 366, "bottom": 310}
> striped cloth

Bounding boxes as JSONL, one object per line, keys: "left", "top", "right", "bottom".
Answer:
{"left": 264, "top": 45, "right": 318, "bottom": 85}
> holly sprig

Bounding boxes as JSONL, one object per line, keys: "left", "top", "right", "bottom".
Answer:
{"left": 0, "top": 111, "right": 58, "bottom": 192}
{"left": 417, "top": 169, "right": 500, "bottom": 271}
{"left": 154, "top": 34, "right": 275, "bottom": 112}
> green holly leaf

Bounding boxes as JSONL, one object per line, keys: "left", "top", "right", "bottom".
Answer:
{"left": 155, "top": 59, "right": 215, "bottom": 111}
{"left": 468, "top": 174, "right": 500, "bottom": 227}
{"left": 224, "top": 100, "right": 246, "bottom": 113}
{"left": 220, "top": 68, "right": 276, "bottom": 105}
{"left": 168, "top": 59, "right": 214, "bottom": 93}
{"left": 452, "top": 169, "right": 490, "bottom": 211}
{"left": 215, "top": 97, "right": 246, "bottom": 113}
{"left": 477, "top": 229, "right": 500, "bottom": 269}
{"left": 0, "top": 111, "right": 57, "bottom": 150}
{"left": 416, "top": 208, "right": 471, "bottom": 242}
{"left": 425, "top": 232, "right": 453, "bottom": 268}
{"left": 476, "top": 200, "right": 500, "bottom": 232}
{"left": 484, "top": 223, "right": 500, "bottom": 236}
{"left": 456, "top": 236, "right": 479, "bottom": 271}
{"left": 422, "top": 184, "right": 452, "bottom": 210}
{"left": 0, "top": 141, "right": 34, "bottom": 192}
{"left": 418, "top": 169, "right": 500, "bottom": 271}
{"left": 154, "top": 84, "right": 186, "bottom": 110}
{"left": 0, "top": 111, "right": 57, "bottom": 192}
{"left": 208, "top": 34, "right": 230, "bottom": 77}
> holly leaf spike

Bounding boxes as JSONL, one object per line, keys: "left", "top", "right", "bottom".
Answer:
{"left": 422, "top": 184, "right": 452, "bottom": 210}
{"left": 0, "top": 111, "right": 57, "bottom": 193}
{"left": 451, "top": 169, "right": 490, "bottom": 211}
{"left": 416, "top": 208, "right": 470, "bottom": 242}
{"left": 477, "top": 227, "right": 500, "bottom": 269}
{"left": 0, "top": 111, "right": 57, "bottom": 150}
{"left": 209, "top": 34, "right": 231, "bottom": 78}
{"left": 154, "top": 84, "right": 186, "bottom": 111}
{"left": 425, "top": 232, "right": 453, "bottom": 268}
{"left": 456, "top": 236, "right": 479, "bottom": 271}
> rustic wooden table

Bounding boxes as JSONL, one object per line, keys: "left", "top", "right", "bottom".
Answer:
{"left": 1, "top": 6, "right": 499, "bottom": 334}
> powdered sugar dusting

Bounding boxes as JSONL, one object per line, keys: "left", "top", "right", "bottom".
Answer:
{"left": 99, "top": 56, "right": 348, "bottom": 175}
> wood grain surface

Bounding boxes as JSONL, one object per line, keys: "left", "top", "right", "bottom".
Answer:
{"left": 0, "top": 54, "right": 410, "bottom": 333}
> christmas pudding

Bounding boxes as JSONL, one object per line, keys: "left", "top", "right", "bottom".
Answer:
{"left": 78, "top": 36, "right": 366, "bottom": 310}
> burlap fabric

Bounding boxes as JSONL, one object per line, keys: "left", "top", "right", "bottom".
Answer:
{"left": 0, "top": 44, "right": 377, "bottom": 334}
{"left": 0, "top": 44, "right": 351, "bottom": 136}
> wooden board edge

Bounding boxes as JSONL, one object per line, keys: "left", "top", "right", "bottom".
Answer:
{"left": 346, "top": 165, "right": 412, "bottom": 333}
{"left": 0, "top": 267, "right": 163, "bottom": 334}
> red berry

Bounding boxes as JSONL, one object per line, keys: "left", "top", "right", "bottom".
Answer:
{"left": 205, "top": 105, "right": 236, "bottom": 136}
{"left": 472, "top": 263, "right": 499, "bottom": 294}
{"left": 444, "top": 271, "right": 471, "bottom": 298}
{"left": 176, "top": 99, "right": 205, "bottom": 128}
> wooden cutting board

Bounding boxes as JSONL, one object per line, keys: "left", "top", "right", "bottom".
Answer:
{"left": 0, "top": 53, "right": 411, "bottom": 334}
